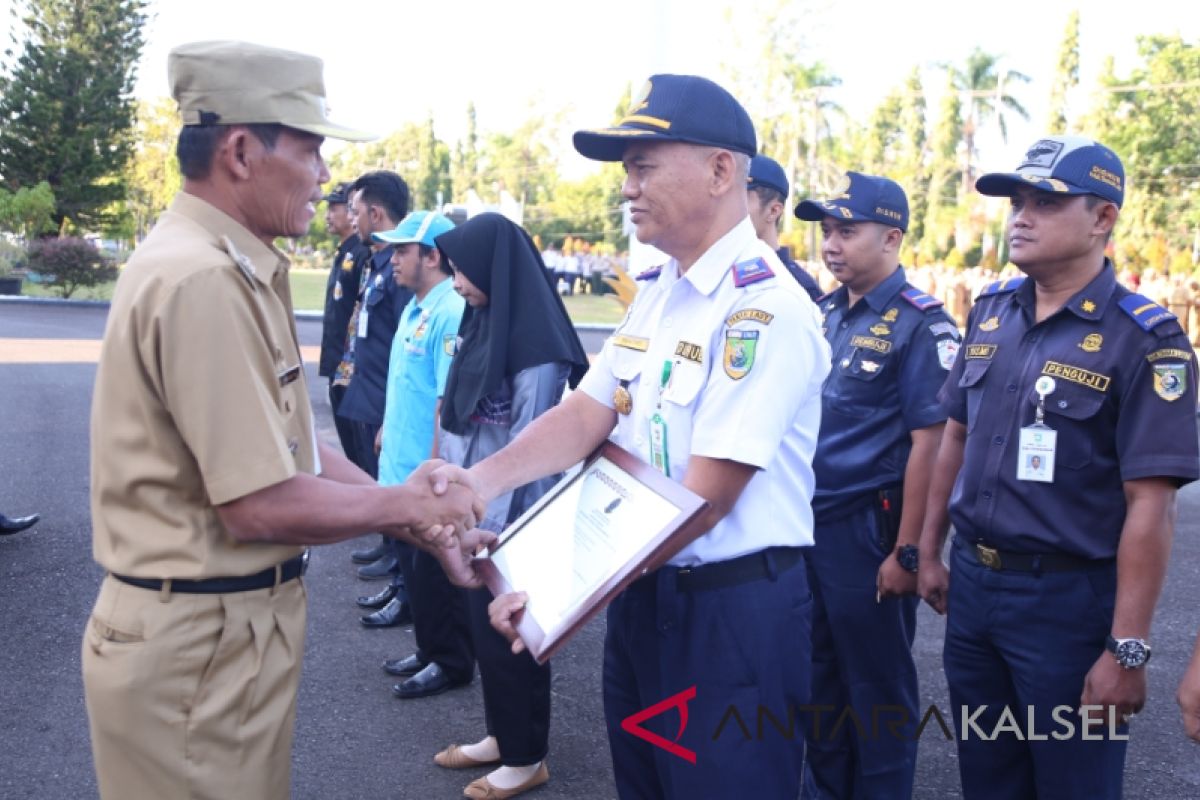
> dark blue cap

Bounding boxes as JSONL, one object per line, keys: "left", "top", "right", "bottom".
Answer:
{"left": 976, "top": 135, "right": 1125, "bottom": 207}
{"left": 322, "top": 181, "right": 351, "bottom": 204}
{"left": 795, "top": 171, "right": 909, "bottom": 232}
{"left": 573, "top": 74, "right": 756, "bottom": 162}
{"left": 748, "top": 154, "right": 789, "bottom": 198}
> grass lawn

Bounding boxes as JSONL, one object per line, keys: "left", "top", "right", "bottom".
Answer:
{"left": 12, "top": 269, "right": 628, "bottom": 326}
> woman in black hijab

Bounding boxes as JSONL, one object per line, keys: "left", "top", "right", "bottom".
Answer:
{"left": 431, "top": 213, "right": 588, "bottom": 799}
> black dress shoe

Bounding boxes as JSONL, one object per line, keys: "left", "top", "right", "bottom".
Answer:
{"left": 351, "top": 539, "right": 389, "bottom": 564}
{"left": 392, "top": 662, "right": 468, "bottom": 699}
{"left": 356, "top": 583, "right": 398, "bottom": 610}
{"left": 357, "top": 553, "right": 399, "bottom": 580}
{"left": 382, "top": 653, "right": 427, "bottom": 677}
{"left": 0, "top": 513, "right": 40, "bottom": 536}
{"left": 360, "top": 596, "right": 412, "bottom": 628}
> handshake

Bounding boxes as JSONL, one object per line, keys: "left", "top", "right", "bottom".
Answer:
{"left": 387, "top": 459, "right": 496, "bottom": 588}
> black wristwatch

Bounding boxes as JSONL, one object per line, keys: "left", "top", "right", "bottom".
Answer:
{"left": 1106, "top": 635, "right": 1152, "bottom": 669}
{"left": 896, "top": 545, "right": 919, "bottom": 574}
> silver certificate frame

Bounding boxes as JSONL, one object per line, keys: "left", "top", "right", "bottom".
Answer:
{"left": 474, "top": 441, "right": 709, "bottom": 664}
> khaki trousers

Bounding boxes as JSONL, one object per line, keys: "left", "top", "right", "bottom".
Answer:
{"left": 82, "top": 574, "right": 307, "bottom": 800}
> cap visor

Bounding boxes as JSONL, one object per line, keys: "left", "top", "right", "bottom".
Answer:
{"left": 372, "top": 231, "right": 414, "bottom": 245}
{"left": 573, "top": 128, "right": 666, "bottom": 161}
{"left": 975, "top": 172, "right": 1089, "bottom": 198}
{"left": 289, "top": 120, "right": 376, "bottom": 143}
{"left": 794, "top": 199, "right": 875, "bottom": 224}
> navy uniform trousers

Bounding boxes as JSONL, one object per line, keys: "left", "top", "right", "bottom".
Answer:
{"left": 602, "top": 551, "right": 811, "bottom": 800}
{"left": 802, "top": 503, "right": 919, "bottom": 800}
{"left": 945, "top": 536, "right": 1127, "bottom": 799}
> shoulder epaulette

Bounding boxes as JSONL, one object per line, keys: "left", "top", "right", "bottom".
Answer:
{"left": 635, "top": 264, "right": 663, "bottom": 281}
{"left": 977, "top": 277, "right": 1026, "bottom": 298}
{"left": 900, "top": 286, "right": 943, "bottom": 311}
{"left": 816, "top": 291, "right": 834, "bottom": 303}
{"left": 1118, "top": 293, "right": 1177, "bottom": 332}
{"left": 731, "top": 257, "right": 774, "bottom": 288}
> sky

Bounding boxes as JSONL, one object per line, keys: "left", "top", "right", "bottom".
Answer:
{"left": 2, "top": 0, "right": 1199, "bottom": 176}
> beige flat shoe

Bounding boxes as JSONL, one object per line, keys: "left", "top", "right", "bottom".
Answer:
{"left": 434, "top": 744, "right": 501, "bottom": 769}
{"left": 463, "top": 762, "right": 549, "bottom": 799}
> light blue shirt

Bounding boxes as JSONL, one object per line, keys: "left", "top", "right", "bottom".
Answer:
{"left": 378, "top": 277, "right": 464, "bottom": 486}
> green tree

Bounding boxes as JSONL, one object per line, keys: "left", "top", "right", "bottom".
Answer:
{"left": 0, "top": 0, "right": 149, "bottom": 231}
{"left": 1083, "top": 36, "right": 1200, "bottom": 264}
{"left": 923, "top": 72, "right": 964, "bottom": 262}
{"left": 451, "top": 102, "right": 481, "bottom": 200}
{"left": 0, "top": 180, "right": 56, "bottom": 240}
{"left": 947, "top": 48, "right": 1031, "bottom": 197}
{"left": 125, "top": 98, "right": 182, "bottom": 242}
{"left": 897, "top": 69, "right": 930, "bottom": 253}
{"left": 1046, "top": 11, "right": 1081, "bottom": 133}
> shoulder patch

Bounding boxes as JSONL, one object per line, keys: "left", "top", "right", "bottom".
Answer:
{"left": 731, "top": 257, "right": 775, "bottom": 288}
{"left": 635, "top": 264, "right": 663, "bottom": 281}
{"left": 220, "top": 235, "right": 258, "bottom": 289}
{"left": 1118, "top": 294, "right": 1177, "bottom": 333}
{"left": 977, "top": 277, "right": 1026, "bottom": 298}
{"left": 900, "top": 287, "right": 943, "bottom": 311}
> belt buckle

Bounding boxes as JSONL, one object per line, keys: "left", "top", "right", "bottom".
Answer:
{"left": 976, "top": 544, "right": 1002, "bottom": 570}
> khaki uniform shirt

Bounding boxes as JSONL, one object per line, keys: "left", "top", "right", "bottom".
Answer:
{"left": 90, "top": 192, "right": 311, "bottom": 579}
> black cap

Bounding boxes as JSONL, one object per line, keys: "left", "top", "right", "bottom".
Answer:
{"left": 748, "top": 154, "right": 789, "bottom": 198}
{"left": 322, "top": 181, "right": 351, "bottom": 205}
{"left": 573, "top": 74, "right": 756, "bottom": 162}
{"left": 795, "top": 171, "right": 909, "bottom": 232}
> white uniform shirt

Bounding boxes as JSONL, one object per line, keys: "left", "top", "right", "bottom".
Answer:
{"left": 579, "top": 217, "right": 830, "bottom": 566}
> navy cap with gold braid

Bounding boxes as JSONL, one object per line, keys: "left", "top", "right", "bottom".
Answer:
{"left": 573, "top": 74, "right": 757, "bottom": 162}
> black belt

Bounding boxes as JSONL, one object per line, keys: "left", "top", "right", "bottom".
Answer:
{"left": 112, "top": 552, "right": 308, "bottom": 594}
{"left": 957, "top": 537, "right": 1112, "bottom": 573}
{"left": 672, "top": 546, "right": 805, "bottom": 592}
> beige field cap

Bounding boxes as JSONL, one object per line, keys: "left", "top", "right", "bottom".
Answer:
{"left": 168, "top": 40, "right": 374, "bottom": 142}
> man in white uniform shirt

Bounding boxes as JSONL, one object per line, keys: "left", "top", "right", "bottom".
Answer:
{"left": 438, "top": 74, "right": 829, "bottom": 799}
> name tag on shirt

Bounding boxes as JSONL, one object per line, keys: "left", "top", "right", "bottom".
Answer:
{"left": 278, "top": 364, "right": 301, "bottom": 387}
{"left": 1017, "top": 425, "right": 1056, "bottom": 483}
{"left": 357, "top": 308, "right": 369, "bottom": 338}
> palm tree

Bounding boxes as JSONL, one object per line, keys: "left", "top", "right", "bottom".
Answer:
{"left": 947, "top": 48, "right": 1031, "bottom": 197}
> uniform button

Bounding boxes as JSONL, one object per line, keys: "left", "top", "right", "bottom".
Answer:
{"left": 982, "top": 490, "right": 993, "bottom": 500}
{"left": 993, "top": 435, "right": 1003, "bottom": 445}
{"left": 1007, "top": 384, "right": 1017, "bottom": 393}
{"left": 840, "top": 322, "right": 848, "bottom": 329}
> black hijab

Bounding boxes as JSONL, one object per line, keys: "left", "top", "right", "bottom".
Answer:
{"left": 436, "top": 213, "right": 589, "bottom": 434}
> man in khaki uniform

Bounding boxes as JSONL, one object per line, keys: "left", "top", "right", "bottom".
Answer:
{"left": 82, "top": 41, "right": 485, "bottom": 800}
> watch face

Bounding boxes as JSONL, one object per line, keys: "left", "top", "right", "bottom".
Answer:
{"left": 1116, "top": 639, "right": 1149, "bottom": 668}
{"left": 897, "top": 546, "right": 919, "bottom": 573}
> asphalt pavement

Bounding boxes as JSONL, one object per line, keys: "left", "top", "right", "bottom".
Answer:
{"left": 2, "top": 301, "right": 1200, "bottom": 799}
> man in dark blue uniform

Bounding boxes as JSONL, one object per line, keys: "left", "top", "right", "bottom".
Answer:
{"left": 747, "top": 154, "right": 822, "bottom": 300}
{"left": 319, "top": 182, "right": 366, "bottom": 457}
{"left": 918, "top": 135, "right": 1199, "bottom": 799}
{"left": 795, "top": 172, "right": 960, "bottom": 799}
{"left": 337, "top": 171, "right": 416, "bottom": 599}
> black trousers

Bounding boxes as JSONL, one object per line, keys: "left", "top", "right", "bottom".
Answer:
{"left": 327, "top": 382, "right": 357, "bottom": 459}
{"left": 469, "top": 587, "right": 551, "bottom": 766}
{"left": 403, "top": 548, "right": 475, "bottom": 684}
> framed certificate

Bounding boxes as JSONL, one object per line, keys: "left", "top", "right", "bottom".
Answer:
{"left": 474, "top": 441, "right": 709, "bottom": 664}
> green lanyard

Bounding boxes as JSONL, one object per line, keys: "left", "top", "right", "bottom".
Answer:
{"left": 649, "top": 359, "right": 673, "bottom": 476}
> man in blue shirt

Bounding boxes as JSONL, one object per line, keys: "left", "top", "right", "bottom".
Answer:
{"left": 337, "top": 172, "right": 414, "bottom": 586}
{"left": 747, "top": 154, "right": 822, "bottom": 301}
{"left": 372, "top": 211, "right": 473, "bottom": 699}
{"left": 795, "top": 172, "right": 960, "bottom": 799}
{"left": 919, "top": 136, "right": 1199, "bottom": 799}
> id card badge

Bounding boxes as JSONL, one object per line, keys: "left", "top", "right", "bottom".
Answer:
{"left": 649, "top": 413, "right": 670, "bottom": 477}
{"left": 1017, "top": 424, "right": 1056, "bottom": 483}
{"left": 357, "top": 307, "right": 369, "bottom": 338}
